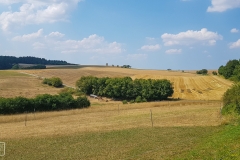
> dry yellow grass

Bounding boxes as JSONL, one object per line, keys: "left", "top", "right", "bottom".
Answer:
{"left": 16, "top": 67, "right": 233, "bottom": 100}
{"left": 0, "top": 100, "right": 222, "bottom": 139}
{"left": 0, "top": 70, "right": 61, "bottom": 98}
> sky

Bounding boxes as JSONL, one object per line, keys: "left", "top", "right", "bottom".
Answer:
{"left": 0, "top": 0, "right": 240, "bottom": 70}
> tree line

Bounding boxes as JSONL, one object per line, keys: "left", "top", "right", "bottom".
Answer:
{"left": 0, "top": 93, "right": 90, "bottom": 115}
{"left": 76, "top": 76, "right": 174, "bottom": 102}
{"left": 220, "top": 59, "right": 240, "bottom": 115}
{"left": 0, "top": 56, "right": 72, "bottom": 69}
{"left": 218, "top": 59, "right": 240, "bottom": 82}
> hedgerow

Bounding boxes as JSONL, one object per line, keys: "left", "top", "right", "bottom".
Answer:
{"left": 0, "top": 93, "right": 90, "bottom": 115}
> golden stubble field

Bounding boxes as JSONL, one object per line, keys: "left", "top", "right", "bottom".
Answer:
{"left": 16, "top": 66, "right": 233, "bottom": 100}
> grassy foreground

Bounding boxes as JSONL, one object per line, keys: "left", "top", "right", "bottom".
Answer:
{"left": 1, "top": 121, "right": 240, "bottom": 160}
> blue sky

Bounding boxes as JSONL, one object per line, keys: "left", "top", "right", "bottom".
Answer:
{"left": 0, "top": 0, "right": 240, "bottom": 70}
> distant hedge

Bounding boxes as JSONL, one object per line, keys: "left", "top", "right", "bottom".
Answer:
{"left": 43, "top": 77, "right": 63, "bottom": 87}
{"left": 0, "top": 93, "right": 90, "bottom": 115}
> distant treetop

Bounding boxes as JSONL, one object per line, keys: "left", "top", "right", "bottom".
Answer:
{"left": 121, "top": 65, "right": 131, "bottom": 68}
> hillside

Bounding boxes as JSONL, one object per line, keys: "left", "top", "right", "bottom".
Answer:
{"left": 15, "top": 67, "right": 233, "bottom": 100}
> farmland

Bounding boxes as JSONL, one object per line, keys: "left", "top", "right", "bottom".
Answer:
{"left": 0, "top": 67, "right": 239, "bottom": 159}
{"left": 16, "top": 66, "right": 233, "bottom": 100}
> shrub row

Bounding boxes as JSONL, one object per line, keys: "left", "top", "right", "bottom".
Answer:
{"left": 0, "top": 93, "right": 90, "bottom": 115}
{"left": 43, "top": 77, "right": 63, "bottom": 87}
{"left": 76, "top": 76, "right": 174, "bottom": 101}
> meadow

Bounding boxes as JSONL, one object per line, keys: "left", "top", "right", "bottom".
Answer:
{"left": 0, "top": 67, "right": 239, "bottom": 159}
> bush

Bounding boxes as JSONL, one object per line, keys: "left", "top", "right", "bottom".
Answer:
{"left": 122, "top": 100, "right": 128, "bottom": 104}
{"left": 212, "top": 71, "right": 218, "bottom": 75}
{"left": 222, "top": 83, "right": 240, "bottom": 115}
{"left": 43, "top": 77, "right": 63, "bottom": 87}
{"left": 196, "top": 69, "right": 208, "bottom": 75}
{"left": 135, "top": 96, "right": 142, "bottom": 103}
{"left": 59, "top": 87, "right": 84, "bottom": 96}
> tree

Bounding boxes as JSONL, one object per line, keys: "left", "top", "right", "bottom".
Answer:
{"left": 212, "top": 71, "right": 217, "bottom": 75}
{"left": 196, "top": 69, "right": 208, "bottom": 75}
{"left": 121, "top": 65, "right": 131, "bottom": 68}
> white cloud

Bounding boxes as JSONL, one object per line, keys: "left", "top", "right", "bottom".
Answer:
{"left": 11, "top": 29, "right": 124, "bottom": 54}
{"left": 48, "top": 31, "right": 65, "bottom": 38}
{"left": 230, "top": 39, "right": 240, "bottom": 49}
{"left": 161, "top": 28, "right": 222, "bottom": 46}
{"left": 0, "top": 0, "right": 82, "bottom": 31}
{"left": 140, "top": 44, "right": 161, "bottom": 51}
{"left": 207, "top": 0, "right": 240, "bottom": 12}
{"left": 12, "top": 29, "right": 43, "bottom": 42}
{"left": 231, "top": 28, "right": 239, "bottom": 33}
{"left": 126, "top": 54, "right": 147, "bottom": 60}
{"left": 165, "top": 49, "right": 182, "bottom": 54}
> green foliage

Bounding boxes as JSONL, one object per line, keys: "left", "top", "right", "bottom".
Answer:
{"left": 0, "top": 93, "right": 90, "bottom": 115}
{"left": 196, "top": 69, "right": 208, "bottom": 75}
{"left": 222, "top": 83, "right": 240, "bottom": 115}
{"left": 76, "top": 76, "right": 174, "bottom": 101}
{"left": 212, "top": 71, "right": 217, "bottom": 75}
{"left": 135, "top": 96, "right": 142, "bottom": 103}
{"left": 43, "top": 77, "right": 63, "bottom": 87}
{"left": 121, "top": 65, "right": 131, "bottom": 68}
{"left": 122, "top": 100, "right": 128, "bottom": 104}
{"left": 218, "top": 59, "right": 240, "bottom": 81}
{"left": 59, "top": 87, "right": 84, "bottom": 96}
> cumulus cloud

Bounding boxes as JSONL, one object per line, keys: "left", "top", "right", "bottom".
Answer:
{"left": 165, "top": 49, "right": 182, "bottom": 54}
{"left": 207, "top": 0, "right": 240, "bottom": 12}
{"left": 231, "top": 28, "right": 239, "bottom": 33}
{"left": 140, "top": 44, "right": 161, "bottom": 51}
{"left": 230, "top": 39, "right": 240, "bottom": 49}
{"left": 0, "top": 0, "right": 82, "bottom": 31}
{"left": 161, "top": 28, "right": 222, "bottom": 46}
{"left": 12, "top": 29, "right": 43, "bottom": 42}
{"left": 48, "top": 31, "right": 65, "bottom": 38}
{"left": 11, "top": 29, "right": 124, "bottom": 54}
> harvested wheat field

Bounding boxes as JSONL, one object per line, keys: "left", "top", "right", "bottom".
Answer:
{"left": 17, "top": 66, "right": 233, "bottom": 100}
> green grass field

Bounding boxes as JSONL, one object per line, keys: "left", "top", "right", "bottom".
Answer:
{"left": 2, "top": 122, "right": 240, "bottom": 160}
